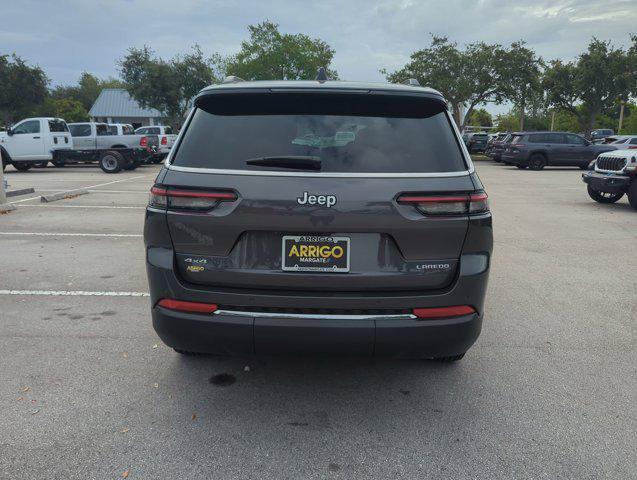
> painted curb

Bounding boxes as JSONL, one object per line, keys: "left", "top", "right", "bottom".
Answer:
{"left": 40, "top": 189, "right": 89, "bottom": 203}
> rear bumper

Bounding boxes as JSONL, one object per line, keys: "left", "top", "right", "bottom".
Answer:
{"left": 501, "top": 153, "right": 525, "bottom": 165}
{"left": 146, "top": 248, "right": 490, "bottom": 358}
{"left": 582, "top": 171, "right": 631, "bottom": 194}
{"left": 152, "top": 305, "right": 482, "bottom": 358}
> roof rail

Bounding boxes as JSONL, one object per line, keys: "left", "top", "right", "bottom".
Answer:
{"left": 402, "top": 78, "right": 420, "bottom": 87}
{"left": 315, "top": 67, "right": 329, "bottom": 83}
{"left": 222, "top": 75, "right": 245, "bottom": 84}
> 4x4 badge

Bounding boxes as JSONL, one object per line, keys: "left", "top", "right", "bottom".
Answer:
{"left": 297, "top": 191, "right": 337, "bottom": 208}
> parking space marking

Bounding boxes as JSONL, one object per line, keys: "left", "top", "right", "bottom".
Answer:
{"left": 17, "top": 205, "right": 146, "bottom": 209}
{"left": 0, "top": 290, "right": 149, "bottom": 297}
{"left": 9, "top": 175, "right": 148, "bottom": 204}
{"left": 0, "top": 232, "right": 142, "bottom": 237}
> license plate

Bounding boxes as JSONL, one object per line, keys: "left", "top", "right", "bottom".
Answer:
{"left": 282, "top": 235, "right": 350, "bottom": 272}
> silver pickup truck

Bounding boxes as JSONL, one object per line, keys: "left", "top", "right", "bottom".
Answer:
{"left": 64, "top": 122, "right": 152, "bottom": 173}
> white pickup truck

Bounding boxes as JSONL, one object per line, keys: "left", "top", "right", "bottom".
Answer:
{"left": 0, "top": 117, "right": 73, "bottom": 171}
{"left": 135, "top": 125, "right": 177, "bottom": 162}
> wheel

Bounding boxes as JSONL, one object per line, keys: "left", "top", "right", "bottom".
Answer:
{"left": 52, "top": 160, "right": 65, "bottom": 167}
{"left": 432, "top": 353, "right": 465, "bottom": 363}
{"left": 99, "top": 151, "right": 124, "bottom": 173}
{"left": 528, "top": 153, "right": 547, "bottom": 170}
{"left": 516, "top": 165, "right": 527, "bottom": 169}
{"left": 627, "top": 181, "right": 637, "bottom": 210}
{"left": 13, "top": 162, "right": 32, "bottom": 172}
{"left": 33, "top": 161, "right": 48, "bottom": 168}
{"left": 152, "top": 156, "right": 164, "bottom": 164}
{"left": 587, "top": 185, "right": 623, "bottom": 204}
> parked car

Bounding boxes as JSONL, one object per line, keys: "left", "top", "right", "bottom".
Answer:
{"left": 135, "top": 125, "right": 177, "bottom": 162}
{"left": 485, "top": 133, "right": 511, "bottom": 162}
{"left": 145, "top": 74, "right": 493, "bottom": 361}
{"left": 466, "top": 133, "right": 489, "bottom": 153}
{"left": 0, "top": 117, "right": 73, "bottom": 171}
{"left": 65, "top": 122, "right": 152, "bottom": 173}
{"left": 501, "top": 131, "right": 617, "bottom": 170}
{"left": 607, "top": 135, "right": 637, "bottom": 148}
{"left": 590, "top": 129, "right": 614, "bottom": 144}
{"left": 582, "top": 149, "right": 637, "bottom": 209}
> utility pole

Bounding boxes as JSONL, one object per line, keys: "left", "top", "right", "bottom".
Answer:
{"left": 618, "top": 101, "right": 625, "bottom": 133}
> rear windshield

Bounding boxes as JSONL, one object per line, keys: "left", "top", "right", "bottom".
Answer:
{"left": 49, "top": 119, "right": 69, "bottom": 132}
{"left": 472, "top": 134, "right": 488, "bottom": 138}
{"left": 172, "top": 109, "right": 466, "bottom": 173}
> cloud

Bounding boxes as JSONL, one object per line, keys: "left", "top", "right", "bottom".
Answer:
{"left": 2, "top": 0, "right": 635, "bottom": 116}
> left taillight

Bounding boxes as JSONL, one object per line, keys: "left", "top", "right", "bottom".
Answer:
{"left": 161, "top": 136, "right": 167, "bottom": 145}
{"left": 148, "top": 186, "right": 237, "bottom": 211}
{"left": 140, "top": 136, "right": 148, "bottom": 147}
{"left": 397, "top": 192, "right": 489, "bottom": 216}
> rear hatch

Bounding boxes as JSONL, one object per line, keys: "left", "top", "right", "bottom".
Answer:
{"left": 158, "top": 87, "right": 478, "bottom": 292}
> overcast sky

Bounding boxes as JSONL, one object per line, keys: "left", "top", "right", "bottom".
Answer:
{"left": 3, "top": 0, "right": 636, "bottom": 116}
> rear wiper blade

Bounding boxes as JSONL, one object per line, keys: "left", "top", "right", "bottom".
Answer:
{"left": 245, "top": 156, "right": 321, "bottom": 171}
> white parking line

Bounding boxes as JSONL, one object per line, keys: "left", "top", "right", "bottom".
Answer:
{"left": 17, "top": 205, "right": 145, "bottom": 209}
{"left": 0, "top": 232, "right": 142, "bottom": 237}
{"left": 0, "top": 290, "right": 149, "bottom": 297}
{"left": 9, "top": 175, "right": 147, "bottom": 204}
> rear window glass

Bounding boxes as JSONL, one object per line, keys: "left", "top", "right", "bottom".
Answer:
{"left": 472, "top": 134, "right": 487, "bottom": 139}
{"left": 69, "top": 124, "right": 91, "bottom": 137}
{"left": 48, "top": 119, "right": 68, "bottom": 132}
{"left": 172, "top": 109, "right": 466, "bottom": 173}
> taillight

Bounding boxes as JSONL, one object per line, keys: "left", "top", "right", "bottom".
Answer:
{"left": 627, "top": 146, "right": 637, "bottom": 149}
{"left": 140, "top": 136, "right": 148, "bottom": 147}
{"left": 161, "top": 136, "right": 167, "bottom": 145}
{"left": 157, "top": 299, "right": 218, "bottom": 314}
{"left": 412, "top": 305, "right": 476, "bottom": 319}
{"left": 397, "top": 192, "right": 489, "bottom": 215}
{"left": 149, "top": 186, "right": 237, "bottom": 211}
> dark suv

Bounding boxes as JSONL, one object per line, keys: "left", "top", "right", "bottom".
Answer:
{"left": 501, "top": 131, "right": 616, "bottom": 170}
{"left": 144, "top": 75, "right": 493, "bottom": 361}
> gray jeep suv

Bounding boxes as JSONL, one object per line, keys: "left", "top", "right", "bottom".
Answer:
{"left": 144, "top": 74, "right": 493, "bottom": 361}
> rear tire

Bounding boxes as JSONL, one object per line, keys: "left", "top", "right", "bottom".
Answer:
{"left": 433, "top": 353, "right": 465, "bottom": 363}
{"left": 52, "top": 160, "right": 65, "bottom": 167}
{"left": 627, "top": 181, "right": 637, "bottom": 210}
{"left": 123, "top": 159, "right": 140, "bottom": 171}
{"left": 528, "top": 154, "right": 547, "bottom": 170}
{"left": 13, "top": 162, "right": 32, "bottom": 172}
{"left": 33, "top": 161, "right": 48, "bottom": 168}
{"left": 99, "top": 151, "right": 124, "bottom": 173}
{"left": 587, "top": 185, "right": 623, "bottom": 204}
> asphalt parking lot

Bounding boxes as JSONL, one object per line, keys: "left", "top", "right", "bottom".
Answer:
{"left": 1, "top": 161, "right": 635, "bottom": 479}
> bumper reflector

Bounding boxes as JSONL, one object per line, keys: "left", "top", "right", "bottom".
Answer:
{"left": 412, "top": 305, "right": 476, "bottom": 319}
{"left": 157, "top": 299, "right": 218, "bottom": 314}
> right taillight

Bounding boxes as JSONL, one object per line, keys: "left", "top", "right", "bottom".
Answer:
{"left": 161, "top": 136, "right": 167, "bottom": 145}
{"left": 397, "top": 192, "right": 489, "bottom": 216}
{"left": 149, "top": 186, "right": 237, "bottom": 211}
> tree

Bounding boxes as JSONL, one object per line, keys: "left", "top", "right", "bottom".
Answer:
{"left": 119, "top": 45, "right": 222, "bottom": 121}
{"left": 52, "top": 72, "right": 124, "bottom": 111}
{"left": 544, "top": 38, "right": 632, "bottom": 136}
{"left": 0, "top": 54, "right": 48, "bottom": 124}
{"left": 224, "top": 21, "right": 337, "bottom": 80}
{"left": 500, "top": 41, "right": 543, "bottom": 130}
{"left": 466, "top": 108, "right": 492, "bottom": 127}
{"left": 36, "top": 98, "right": 88, "bottom": 122}
{"left": 384, "top": 36, "right": 507, "bottom": 127}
